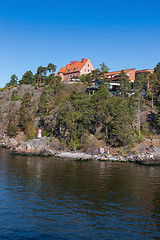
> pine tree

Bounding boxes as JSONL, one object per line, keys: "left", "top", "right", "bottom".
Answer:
{"left": 19, "top": 92, "right": 32, "bottom": 131}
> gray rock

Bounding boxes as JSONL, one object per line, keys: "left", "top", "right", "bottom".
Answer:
{"left": 11, "top": 137, "right": 55, "bottom": 156}
{"left": 0, "top": 137, "right": 18, "bottom": 148}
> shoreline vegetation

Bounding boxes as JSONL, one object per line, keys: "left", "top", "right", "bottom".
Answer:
{"left": 0, "top": 61, "right": 160, "bottom": 165}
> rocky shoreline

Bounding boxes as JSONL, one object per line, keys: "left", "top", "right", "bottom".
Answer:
{"left": 0, "top": 137, "right": 160, "bottom": 165}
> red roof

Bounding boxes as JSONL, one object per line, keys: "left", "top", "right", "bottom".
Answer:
{"left": 57, "top": 58, "right": 87, "bottom": 75}
{"left": 135, "top": 69, "right": 153, "bottom": 74}
{"left": 103, "top": 68, "right": 135, "bottom": 77}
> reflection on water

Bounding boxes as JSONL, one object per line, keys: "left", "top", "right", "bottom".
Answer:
{"left": 0, "top": 148, "right": 160, "bottom": 239}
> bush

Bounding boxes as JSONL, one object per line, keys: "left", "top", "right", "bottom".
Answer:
{"left": 7, "top": 121, "right": 18, "bottom": 137}
{"left": 25, "top": 123, "right": 36, "bottom": 139}
{"left": 82, "top": 134, "right": 105, "bottom": 155}
{"left": 49, "top": 137, "right": 61, "bottom": 150}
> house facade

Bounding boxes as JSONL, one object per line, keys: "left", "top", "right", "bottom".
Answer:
{"left": 56, "top": 58, "right": 95, "bottom": 82}
{"left": 87, "top": 68, "right": 136, "bottom": 94}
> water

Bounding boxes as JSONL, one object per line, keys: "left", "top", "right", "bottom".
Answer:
{"left": 0, "top": 148, "right": 160, "bottom": 239}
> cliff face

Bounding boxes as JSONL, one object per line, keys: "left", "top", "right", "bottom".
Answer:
{"left": 0, "top": 83, "right": 86, "bottom": 142}
{"left": 0, "top": 85, "right": 42, "bottom": 140}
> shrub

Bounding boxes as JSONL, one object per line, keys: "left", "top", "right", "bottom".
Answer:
{"left": 7, "top": 121, "right": 18, "bottom": 137}
{"left": 25, "top": 123, "right": 36, "bottom": 139}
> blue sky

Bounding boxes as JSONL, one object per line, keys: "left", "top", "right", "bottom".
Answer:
{"left": 0, "top": 0, "right": 160, "bottom": 87}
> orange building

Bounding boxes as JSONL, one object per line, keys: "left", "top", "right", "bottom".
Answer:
{"left": 103, "top": 68, "right": 136, "bottom": 82}
{"left": 135, "top": 69, "right": 154, "bottom": 76}
{"left": 56, "top": 58, "right": 95, "bottom": 82}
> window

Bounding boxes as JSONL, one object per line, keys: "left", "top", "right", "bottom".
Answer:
{"left": 84, "top": 69, "right": 86, "bottom": 72}
{"left": 88, "top": 64, "right": 89, "bottom": 67}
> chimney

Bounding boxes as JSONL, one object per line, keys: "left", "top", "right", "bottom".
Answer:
{"left": 81, "top": 58, "right": 86, "bottom": 63}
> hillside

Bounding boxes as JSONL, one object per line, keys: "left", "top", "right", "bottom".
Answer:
{"left": 0, "top": 82, "right": 160, "bottom": 155}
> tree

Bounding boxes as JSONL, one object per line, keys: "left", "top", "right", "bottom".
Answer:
{"left": 6, "top": 103, "right": 19, "bottom": 137}
{"left": 46, "top": 73, "right": 55, "bottom": 85}
{"left": 80, "top": 73, "right": 92, "bottom": 85}
{"left": 47, "top": 63, "right": 57, "bottom": 74}
{"left": 56, "top": 91, "right": 95, "bottom": 149}
{"left": 90, "top": 69, "right": 100, "bottom": 81}
{"left": 91, "top": 85, "right": 111, "bottom": 142}
{"left": 118, "top": 70, "right": 131, "bottom": 97}
{"left": 19, "top": 71, "right": 33, "bottom": 85}
{"left": 19, "top": 92, "right": 32, "bottom": 131}
{"left": 149, "top": 73, "right": 158, "bottom": 109}
{"left": 5, "top": 74, "right": 18, "bottom": 87}
{"left": 133, "top": 73, "right": 146, "bottom": 136}
{"left": 99, "top": 62, "right": 110, "bottom": 74}
{"left": 154, "top": 62, "right": 160, "bottom": 81}
{"left": 37, "top": 66, "right": 47, "bottom": 85}
{"left": 108, "top": 98, "right": 135, "bottom": 146}
{"left": 38, "top": 90, "right": 49, "bottom": 115}
{"left": 53, "top": 76, "right": 62, "bottom": 93}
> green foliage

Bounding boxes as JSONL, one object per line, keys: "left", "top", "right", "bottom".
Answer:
{"left": 19, "top": 71, "right": 33, "bottom": 85}
{"left": 99, "top": 62, "right": 110, "bottom": 74}
{"left": 56, "top": 85, "right": 136, "bottom": 148}
{"left": 19, "top": 92, "right": 33, "bottom": 131}
{"left": 32, "top": 74, "right": 39, "bottom": 84}
{"left": 53, "top": 77, "right": 62, "bottom": 93}
{"left": 90, "top": 69, "right": 100, "bottom": 81}
{"left": 46, "top": 73, "right": 55, "bottom": 85}
{"left": 5, "top": 74, "right": 18, "bottom": 88}
{"left": 154, "top": 62, "right": 160, "bottom": 82}
{"left": 134, "top": 73, "right": 146, "bottom": 94}
{"left": 80, "top": 74, "right": 91, "bottom": 84}
{"left": 6, "top": 103, "right": 19, "bottom": 137}
{"left": 7, "top": 120, "right": 18, "bottom": 137}
{"left": 47, "top": 63, "right": 56, "bottom": 74}
{"left": 108, "top": 98, "right": 135, "bottom": 146}
{"left": 118, "top": 70, "right": 131, "bottom": 97}
{"left": 11, "top": 90, "right": 20, "bottom": 101}
{"left": 25, "top": 123, "right": 36, "bottom": 139}
{"left": 38, "top": 90, "right": 49, "bottom": 115}
{"left": 68, "top": 132, "right": 80, "bottom": 150}
{"left": 37, "top": 66, "right": 47, "bottom": 85}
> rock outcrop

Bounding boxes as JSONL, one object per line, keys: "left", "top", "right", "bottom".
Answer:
{"left": 0, "top": 137, "right": 18, "bottom": 148}
{"left": 11, "top": 137, "right": 55, "bottom": 156}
